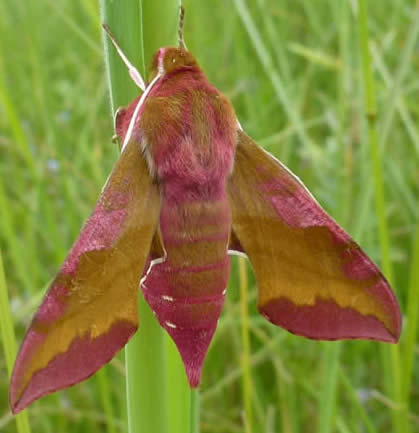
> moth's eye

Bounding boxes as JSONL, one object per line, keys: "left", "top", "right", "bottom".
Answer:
{"left": 172, "top": 58, "right": 176, "bottom": 63}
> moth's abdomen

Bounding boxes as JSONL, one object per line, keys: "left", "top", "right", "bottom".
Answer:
{"left": 142, "top": 188, "right": 231, "bottom": 386}
{"left": 139, "top": 70, "right": 237, "bottom": 385}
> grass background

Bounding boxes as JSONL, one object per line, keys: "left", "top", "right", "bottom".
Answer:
{"left": 1, "top": 0, "right": 418, "bottom": 432}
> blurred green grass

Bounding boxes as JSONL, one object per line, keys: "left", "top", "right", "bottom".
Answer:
{"left": 1, "top": 0, "right": 418, "bottom": 432}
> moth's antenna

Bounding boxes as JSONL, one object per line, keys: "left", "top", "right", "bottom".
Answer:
{"left": 103, "top": 24, "right": 146, "bottom": 91}
{"left": 178, "top": 6, "right": 187, "bottom": 50}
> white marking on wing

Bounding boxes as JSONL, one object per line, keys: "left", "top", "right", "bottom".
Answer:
{"left": 138, "top": 137, "right": 155, "bottom": 176}
{"left": 122, "top": 73, "right": 162, "bottom": 153}
{"left": 165, "top": 321, "right": 177, "bottom": 329}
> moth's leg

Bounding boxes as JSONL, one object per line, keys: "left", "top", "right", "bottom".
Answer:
{"left": 102, "top": 24, "right": 146, "bottom": 91}
{"left": 111, "top": 133, "right": 119, "bottom": 146}
{"left": 113, "top": 107, "right": 127, "bottom": 150}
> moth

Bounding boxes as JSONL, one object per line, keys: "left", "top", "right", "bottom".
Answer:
{"left": 10, "top": 8, "right": 400, "bottom": 414}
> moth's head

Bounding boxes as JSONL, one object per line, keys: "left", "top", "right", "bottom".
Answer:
{"left": 150, "top": 47, "right": 199, "bottom": 80}
{"left": 149, "top": 7, "right": 198, "bottom": 81}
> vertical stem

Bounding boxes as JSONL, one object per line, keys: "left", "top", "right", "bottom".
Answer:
{"left": 126, "top": 295, "right": 168, "bottom": 433}
{"left": 166, "top": 335, "right": 190, "bottom": 433}
{"left": 358, "top": 2, "right": 392, "bottom": 279}
{"left": 232, "top": 0, "right": 319, "bottom": 162}
{"left": 316, "top": 3, "right": 350, "bottom": 431}
{"left": 0, "top": 251, "right": 31, "bottom": 433}
{"left": 239, "top": 257, "right": 253, "bottom": 433}
{"left": 316, "top": 343, "right": 341, "bottom": 433}
{"left": 357, "top": 2, "right": 403, "bottom": 433}
{"left": 402, "top": 211, "right": 419, "bottom": 420}
{"left": 97, "top": 368, "right": 118, "bottom": 433}
{"left": 336, "top": 0, "right": 352, "bottom": 226}
{"left": 99, "top": 1, "right": 185, "bottom": 433}
{"left": 190, "top": 389, "right": 200, "bottom": 433}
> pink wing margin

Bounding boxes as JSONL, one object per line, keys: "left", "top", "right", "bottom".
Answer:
{"left": 10, "top": 138, "right": 160, "bottom": 413}
{"left": 228, "top": 130, "right": 401, "bottom": 343}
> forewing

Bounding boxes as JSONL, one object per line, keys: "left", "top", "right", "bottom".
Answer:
{"left": 228, "top": 130, "right": 401, "bottom": 343}
{"left": 10, "top": 139, "right": 161, "bottom": 413}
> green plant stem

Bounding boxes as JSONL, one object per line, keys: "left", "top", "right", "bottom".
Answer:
{"left": 190, "top": 389, "right": 200, "bottom": 433}
{"left": 167, "top": 336, "right": 191, "bottom": 433}
{"left": 99, "top": 1, "right": 186, "bottom": 433}
{"left": 239, "top": 257, "right": 253, "bottom": 433}
{"left": 97, "top": 368, "right": 118, "bottom": 433}
{"left": 126, "top": 294, "right": 168, "bottom": 433}
{"left": 0, "top": 251, "right": 31, "bottom": 433}
{"left": 358, "top": 2, "right": 391, "bottom": 280}
{"left": 232, "top": 0, "right": 320, "bottom": 162}
{"left": 402, "top": 211, "right": 419, "bottom": 408}
{"left": 316, "top": 3, "right": 350, "bottom": 432}
{"left": 316, "top": 343, "right": 341, "bottom": 433}
{"left": 339, "top": 370, "right": 376, "bottom": 433}
{"left": 357, "top": 2, "right": 403, "bottom": 433}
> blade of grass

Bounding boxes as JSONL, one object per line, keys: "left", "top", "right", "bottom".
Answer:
{"left": 371, "top": 45, "right": 419, "bottom": 157}
{"left": 0, "top": 179, "right": 33, "bottom": 291}
{"left": 202, "top": 332, "right": 287, "bottom": 402}
{"left": 166, "top": 336, "right": 191, "bottom": 433}
{"left": 0, "top": 251, "right": 31, "bottom": 433}
{"left": 276, "top": 372, "right": 294, "bottom": 433}
{"left": 316, "top": 343, "right": 341, "bottom": 433}
{"left": 378, "top": 7, "right": 419, "bottom": 153}
{"left": 339, "top": 370, "right": 377, "bottom": 433}
{"left": 316, "top": 3, "right": 349, "bottom": 431}
{"left": 357, "top": 2, "right": 403, "bottom": 433}
{"left": 232, "top": 0, "right": 321, "bottom": 163}
{"left": 190, "top": 389, "right": 200, "bottom": 433}
{"left": 125, "top": 294, "right": 168, "bottom": 433}
{"left": 255, "top": 0, "right": 292, "bottom": 85}
{"left": 238, "top": 257, "right": 253, "bottom": 433}
{"left": 96, "top": 368, "right": 118, "bottom": 433}
{"left": 0, "top": 69, "right": 37, "bottom": 176}
{"left": 352, "top": 6, "right": 419, "bottom": 243}
{"left": 402, "top": 211, "right": 419, "bottom": 416}
{"left": 43, "top": 0, "right": 102, "bottom": 55}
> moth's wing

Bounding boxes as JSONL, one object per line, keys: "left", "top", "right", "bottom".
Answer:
{"left": 10, "top": 139, "right": 161, "bottom": 413}
{"left": 228, "top": 130, "right": 401, "bottom": 343}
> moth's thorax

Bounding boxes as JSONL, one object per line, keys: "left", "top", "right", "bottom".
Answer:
{"left": 140, "top": 68, "right": 238, "bottom": 198}
{"left": 115, "top": 48, "right": 202, "bottom": 146}
{"left": 115, "top": 48, "right": 238, "bottom": 200}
